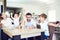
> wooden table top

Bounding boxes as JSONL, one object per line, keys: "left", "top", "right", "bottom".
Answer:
{"left": 2, "top": 28, "right": 45, "bottom": 39}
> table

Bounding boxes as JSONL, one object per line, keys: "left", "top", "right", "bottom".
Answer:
{"left": 1, "top": 28, "right": 45, "bottom": 40}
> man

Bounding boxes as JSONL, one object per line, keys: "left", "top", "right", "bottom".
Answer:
{"left": 23, "top": 13, "right": 37, "bottom": 29}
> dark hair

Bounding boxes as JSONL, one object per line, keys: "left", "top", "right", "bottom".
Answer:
{"left": 13, "top": 13, "right": 19, "bottom": 17}
{"left": 56, "top": 21, "right": 60, "bottom": 24}
{"left": 26, "top": 13, "right": 32, "bottom": 16}
{"left": 12, "top": 12, "right": 20, "bottom": 17}
{"left": 39, "top": 13, "right": 47, "bottom": 19}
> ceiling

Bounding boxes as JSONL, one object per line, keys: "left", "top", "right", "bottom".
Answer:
{"left": 0, "top": 0, "right": 58, "bottom": 8}
{"left": 6, "top": 0, "right": 55, "bottom": 4}
{"left": 0, "top": 0, "right": 2, "bottom": 5}
{"left": 0, "top": 0, "right": 2, "bottom": 1}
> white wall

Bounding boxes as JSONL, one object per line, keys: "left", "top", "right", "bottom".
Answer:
{"left": 55, "top": 0, "right": 60, "bottom": 21}
{"left": 48, "top": 0, "right": 60, "bottom": 21}
{"left": 7, "top": 2, "right": 48, "bottom": 15}
{"left": 48, "top": 0, "right": 60, "bottom": 40}
{"left": 0, "top": 1, "right": 3, "bottom": 5}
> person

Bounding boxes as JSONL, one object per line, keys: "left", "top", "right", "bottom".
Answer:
{"left": 11, "top": 12, "right": 21, "bottom": 28}
{"left": 1, "top": 13, "right": 13, "bottom": 29}
{"left": 22, "top": 13, "right": 37, "bottom": 29}
{"left": 39, "top": 13, "right": 59, "bottom": 40}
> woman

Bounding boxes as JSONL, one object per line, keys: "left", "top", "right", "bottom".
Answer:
{"left": 1, "top": 13, "right": 13, "bottom": 29}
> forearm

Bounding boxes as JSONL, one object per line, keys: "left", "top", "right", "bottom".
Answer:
{"left": 48, "top": 22, "right": 59, "bottom": 27}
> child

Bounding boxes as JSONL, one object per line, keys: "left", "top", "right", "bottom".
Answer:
{"left": 39, "top": 13, "right": 59, "bottom": 40}
{"left": 11, "top": 12, "right": 22, "bottom": 29}
{"left": 11, "top": 13, "right": 19, "bottom": 27}
{"left": 1, "top": 13, "right": 13, "bottom": 28}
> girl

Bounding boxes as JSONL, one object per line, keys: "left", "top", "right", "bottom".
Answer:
{"left": 11, "top": 12, "right": 21, "bottom": 28}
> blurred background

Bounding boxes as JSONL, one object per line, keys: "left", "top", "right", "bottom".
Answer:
{"left": 0, "top": 0, "right": 60, "bottom": 40}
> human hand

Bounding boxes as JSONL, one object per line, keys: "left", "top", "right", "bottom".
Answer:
{"left": 55, "top": 24, "right": 60, "bottom": 27}
{"left": 27, "top": 26, "right": 34, "bottom": 29}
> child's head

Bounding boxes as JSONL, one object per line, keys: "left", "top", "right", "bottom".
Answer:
{"left": 13, "top": 13, "right": 19, "bottom": 18}
{"left": 39, "top": 13, "right": 47, "bottom": 22}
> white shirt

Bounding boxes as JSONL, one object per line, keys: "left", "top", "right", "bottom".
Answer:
{"left": 1, "top": 18, "right": 13, "bottom": 28}
{"left": 25, "top": 19, "right": 36, "bottom": 28}
{"left": 40, "top": 21, "right": 49, "bottom": 36}
{"left": 13, "top": 18, "right": 19, "bottom": 27}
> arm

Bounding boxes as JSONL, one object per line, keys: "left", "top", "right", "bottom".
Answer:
{"left": 0, "top": 23, "right": 2, "bottom": 28}
{"left": 1, "top": 21, "right": 4, "bottom": 28}
{"left": 1, "top": 24, "right": 5, "bottom": 28}
{"left": 0, "top": 22, "right": 5, "bottom": 28}
{"left": 48, "top": 22, "right": 59, "bottom": 27}
{"left": 10, "top": 13, "right": 14, "bottom": 20}
{"left": 20, "top": 20, "right": 26, "bottom": 29}
{"left": 31, "top": 19, "right": 37, "bottom": 29}
{"left": 32, "top": 22, "right": 37, "bottom": 29}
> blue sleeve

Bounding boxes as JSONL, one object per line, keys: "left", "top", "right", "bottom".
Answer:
{"left": 32, "top": 20, "right": 37, "bottom": 28}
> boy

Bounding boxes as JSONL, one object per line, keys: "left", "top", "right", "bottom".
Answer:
{"left": 39, "top": 13, "right": 59, "bottom": 40}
